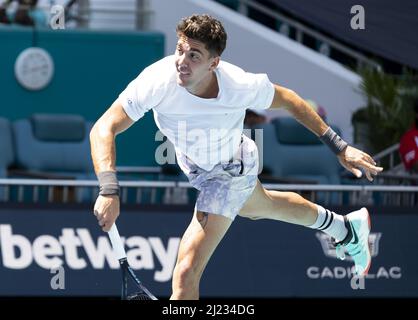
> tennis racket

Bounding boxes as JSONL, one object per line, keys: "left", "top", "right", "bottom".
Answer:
{"left": 107, "top": 224, "right": 158, "bottom": 300}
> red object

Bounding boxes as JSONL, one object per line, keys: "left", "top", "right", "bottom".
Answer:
{"left": 399, "top": 127, "right": 418, "bottom": 170}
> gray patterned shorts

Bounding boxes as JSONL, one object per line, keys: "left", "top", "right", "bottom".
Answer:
{"left": 176, "top": 135, "right": 259, "bottom": 220}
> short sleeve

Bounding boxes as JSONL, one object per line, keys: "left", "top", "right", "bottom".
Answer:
{"left": 248, "top": 73, "right": 275, "bottom": 110}
{"left": 118, "top": 66, "right": 164, "bottom": 121}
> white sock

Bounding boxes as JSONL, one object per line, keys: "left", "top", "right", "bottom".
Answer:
{"left": 308, "top": 205, "right": 348, "bottom": 242}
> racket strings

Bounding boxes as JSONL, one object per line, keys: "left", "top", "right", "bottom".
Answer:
{"left": 120, "top": 260, "right": 157, "bottom": 300}
{"left": 127, "top": 292, "right": 154, "bottom": 300}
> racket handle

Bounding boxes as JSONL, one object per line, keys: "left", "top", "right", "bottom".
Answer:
{"left": 107, "top": 224, "right": 127, "bottom": 260}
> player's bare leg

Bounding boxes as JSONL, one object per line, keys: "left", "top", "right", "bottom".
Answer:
{"left": 239, "top": 179, "right": 372, "bottom": 275}
{"left": 239, "top": 180, "right": 318, "bottom": 226}
{"left": 170, "top": 210, "right": 232, "bottom": 300}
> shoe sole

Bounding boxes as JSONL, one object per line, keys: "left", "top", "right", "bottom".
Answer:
{"left": 361, "top": 207, "right": 372, "bottom": 276}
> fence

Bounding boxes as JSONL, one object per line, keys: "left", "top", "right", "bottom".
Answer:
{"left": 1, "top": 178, "right": 417, "bottom": 207}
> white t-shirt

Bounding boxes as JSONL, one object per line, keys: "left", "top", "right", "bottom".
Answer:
{"left": 119, "top": 55, "right": 275, "bottom": 171}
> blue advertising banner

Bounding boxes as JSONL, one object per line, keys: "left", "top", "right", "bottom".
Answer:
{"left": 0, "top": 205, "right": 417, "bottom": 297}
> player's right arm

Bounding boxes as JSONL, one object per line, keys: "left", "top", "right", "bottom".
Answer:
{"left": 90, "top": 99, "right": 134, "bottom": 231}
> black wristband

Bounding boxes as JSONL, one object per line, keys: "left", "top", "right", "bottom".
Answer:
{"left": 97, "top": 171, "right": 119, "bottom": 196}
{"left": 319, "top": 127, "right": 348, "bottom": 155}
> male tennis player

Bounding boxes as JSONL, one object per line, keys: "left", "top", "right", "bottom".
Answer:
{"left": 90, "top": 14, "right": 383, "bottom": 300}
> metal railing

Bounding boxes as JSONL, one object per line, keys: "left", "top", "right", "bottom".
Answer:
{"left": 0, "top": 178, "right": 177, "bottom": 204}
{"left": 374, "top": 143, "right": 401, "bottom": 171}
{"left": 116, "top": 166, "right": 162, "bottom": 174}
{"left": 1, "top": 178, "right": 417, "bottom": 207}
{"left": 36, "top": 0, "right": 154, "bottom": 30}
{"left": 370, "top": 143, "right": 418, "bottom": 185}
{"left": 234, "top": 0, "right": 381, "bottom": 70}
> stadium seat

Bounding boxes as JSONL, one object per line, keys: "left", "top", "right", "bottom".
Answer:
{"left": 0, "top": 117, "right": 14, "bottom": 200}
{"left": 12, "top": 114, "right": 95, "bottom": 202}
{"left": 247, "top": 117, "right": 342, "bottom": 204}
{"left": 270, "top": 117, "right": 342, "bottom": 185}
{"left": 246, "top": 119, "right": 342, "bottom": 184}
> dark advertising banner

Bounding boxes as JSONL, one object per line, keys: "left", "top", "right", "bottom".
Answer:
{"left": 0, "top": 205, "right": 417, "bottom": 297}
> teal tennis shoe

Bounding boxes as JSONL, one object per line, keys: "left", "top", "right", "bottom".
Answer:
{"left": 333, "top": 207, "right": 371, "bottom": 276}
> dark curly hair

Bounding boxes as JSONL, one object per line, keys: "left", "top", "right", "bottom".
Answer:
{"left": 176, "top": 14, "right": 227, "bottom": 57}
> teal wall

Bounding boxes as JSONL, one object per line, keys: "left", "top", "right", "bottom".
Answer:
{"left": 0, "top": 26, "right": 164, "bottom": 166}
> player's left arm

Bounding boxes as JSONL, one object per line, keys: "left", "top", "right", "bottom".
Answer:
{"left": 269, "top": 84, "right": 383, "bottom": 181}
